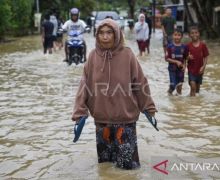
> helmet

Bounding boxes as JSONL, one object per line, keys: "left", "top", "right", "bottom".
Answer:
{"left": 70, "top": 8, "right": 79, "bottom": 16}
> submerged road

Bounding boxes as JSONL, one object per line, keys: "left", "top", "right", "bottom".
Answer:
{"left": 0, "top": 28, "right": 220, "bottom": 179}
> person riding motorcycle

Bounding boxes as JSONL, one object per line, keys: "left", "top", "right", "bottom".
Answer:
{"left": 62, "top": 8, "right": 87, "bottom": 62}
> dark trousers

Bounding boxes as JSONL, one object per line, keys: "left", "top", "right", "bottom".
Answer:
{"left": 96, "top": 122, "right": 140, "bottom": 170}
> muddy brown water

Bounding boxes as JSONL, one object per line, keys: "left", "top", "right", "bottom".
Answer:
{"left": 0, "top": 29, "right": 220, "bottom": 179}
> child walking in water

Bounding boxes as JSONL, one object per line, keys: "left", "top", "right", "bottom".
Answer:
{"left": 166, "top": 29, "right": 188, "bottom": 95}
{"left": 72, "top": 19, "right": 157, "bottom": 169}
{"left": 187, "top": 26, "right": 209, "bottom": 96}
{"left": 134, "top": 13, "right": 149, "bottom": 57}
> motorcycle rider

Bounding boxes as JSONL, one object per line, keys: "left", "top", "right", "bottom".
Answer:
{"left": 62, "top": 8, "right": 87, "bottom": 62}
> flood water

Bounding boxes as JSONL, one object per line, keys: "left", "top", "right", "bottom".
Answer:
{"left": 0, "top": 29, "right": 220, "bottom": 179}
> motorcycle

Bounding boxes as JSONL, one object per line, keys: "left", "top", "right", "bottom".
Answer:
{"left": 66, "top": 30, "right": 86, "bottom": 65}
{"left": 62, "top": 27, "right": 90, "bottom": 66}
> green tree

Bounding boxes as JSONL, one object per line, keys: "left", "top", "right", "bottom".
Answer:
{"left": 39, "top": 0, "right": 96, "bottom": 20}
{"left": 0, "top": 0, "right": 12, "bottom": 40}
{"left": 74, "top": 0, "right": 96, "bottom": 19}
{"left": 171, "top": 0, "right": 220, "bottom": 38}
{"left": 190, "top": 0, "right": 219, "bottom": 38}
{"left": 127, "top": 0, "right": 136, "bottom": 19}
{"left": 10, "top": 0, "right": 34, "bottom": 36}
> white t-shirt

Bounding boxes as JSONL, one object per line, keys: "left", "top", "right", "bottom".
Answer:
{"left": 50, "top": 15, "right": 58, "bottom": 36}
{"left": 62, "top": 19, "right": 87, "bottom": 40}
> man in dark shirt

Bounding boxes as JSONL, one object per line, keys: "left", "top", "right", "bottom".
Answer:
{"left": 41, "top": 13, "right": 54, "bottom": 54}
{"left": 161, "top": 8, "right": 176, "bottom": 55}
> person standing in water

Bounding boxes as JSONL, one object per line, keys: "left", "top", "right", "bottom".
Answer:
{"left": 166, "top": 29, "right": 188, "bottom": 95}
{"left": 140, "top": 8, "right": 152, "bottom": 54}
{"left": 50, "top": 10, "right": 58, "bottom": 51}
{"left": 41, "top": 13, "right": 54, "bottom": 54}
{"left": 72, "top": 19, "right": 157, "bottom": 169}
{"left": 134, "top": 13, "right": 149, "bottom": 57}
{"left": 187, "top": 26, "right": 209, "bottom": 96}
{"left": 161, "top": 8, "right": 176, "bottom": 55}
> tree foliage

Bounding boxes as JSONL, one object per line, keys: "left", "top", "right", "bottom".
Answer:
{"left": 0, "top": 0, "right": 219, "bottom": 39}
{"left": 0, "top": 0, "right": 34, "bottom": 38}
{"left": 73, "top": 0, "right": 96, "bottom": 19}
{"left": 0, "top": 0, "right": 12, "bottom": 40}
{"left": 187, "top": 0, "right": 220, "bottom": 38}
{"left": 174, "top": 0, "right": 220, "bottom": 38}
{"left": 10, "top": 0, "right": 34, "bottom": 36}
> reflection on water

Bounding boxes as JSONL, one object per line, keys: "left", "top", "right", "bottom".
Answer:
{"left": 0, "top": 30, "right": 220, "bottom": 179}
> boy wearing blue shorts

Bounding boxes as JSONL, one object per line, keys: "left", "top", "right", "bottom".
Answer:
{"left": 166, "top": 29, "right": 188, "bottom": 95}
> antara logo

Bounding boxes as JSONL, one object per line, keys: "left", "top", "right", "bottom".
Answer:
{"left": 153, "top": 160, "right": 169, "bottom": 175}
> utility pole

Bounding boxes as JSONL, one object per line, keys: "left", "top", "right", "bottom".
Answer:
{"left": 36, "top": 0, "right": 39, "bottom": 13}
{"left": 153, "top": 0, "right": 156, "bottom": 33}
{"left": 35, "top": 0, "right": 41, "bottom": 33}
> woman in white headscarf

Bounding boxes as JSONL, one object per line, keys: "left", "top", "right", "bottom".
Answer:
{"left": 134, "top": 13, "right": 149, "bottom": 57}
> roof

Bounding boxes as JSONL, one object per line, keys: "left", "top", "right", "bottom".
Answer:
{"left": 162, "top": 4, "right": 184, "bottom": 7}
